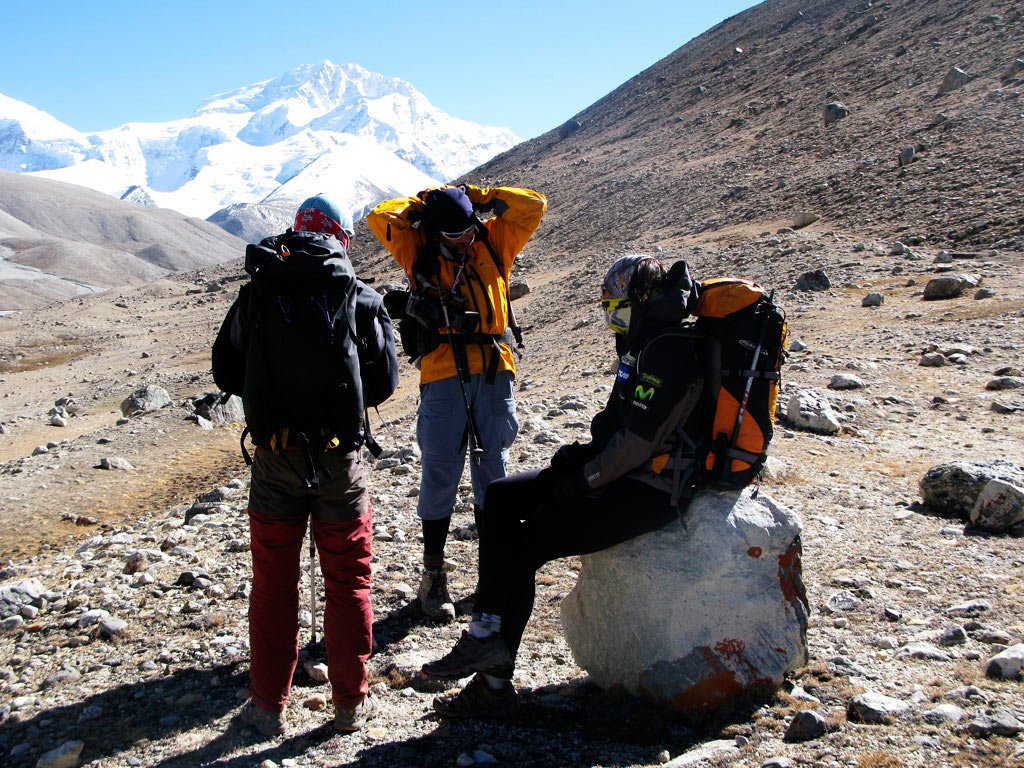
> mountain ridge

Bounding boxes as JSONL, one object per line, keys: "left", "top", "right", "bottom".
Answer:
{"left": 0, "top": 60, "right": 519, "bottom": 221}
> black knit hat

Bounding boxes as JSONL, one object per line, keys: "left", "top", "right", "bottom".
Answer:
{"left": 422, "top": 187, "right": 475, "bottom": 234}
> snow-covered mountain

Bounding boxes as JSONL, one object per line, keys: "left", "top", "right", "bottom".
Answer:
{"left": 0, "top": 61, "right": 520, "bottom": 232}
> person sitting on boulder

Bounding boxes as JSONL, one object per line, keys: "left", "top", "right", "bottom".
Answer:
{"left": 420, "top": 254, "right": 707, "bottom": 717}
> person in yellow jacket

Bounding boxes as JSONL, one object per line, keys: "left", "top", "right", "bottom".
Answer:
{"left": 367, "top": 184, "right": 547, "bottom": 617}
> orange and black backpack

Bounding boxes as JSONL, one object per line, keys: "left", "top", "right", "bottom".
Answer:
{"left": 690, "top": 278, "right": 787, "bottom": 488}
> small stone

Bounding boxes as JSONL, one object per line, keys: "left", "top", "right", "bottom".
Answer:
{"left": 862, "top": 292, "right": 884, "bottom": 307}
{"left": 829, "top": 374, "right": 865, "bottom": 390}
{"left": 986, "top": 644, "right": 1024, "bottom": 679}
{"left": 304, "top": 661, "right": 329, "bottom": 683}
{"left": 303, "top": 695, "right": 328, "bottom": 711}
{"left": 940, "top": 625, "right": 968, "bottom": 646}
{"left": 99, "top": 456, "right": 134, "bottom": 471}
{"left": 923, "top": 703, "right": 965, "bottom": 724}
{"left": 784, "top": 709, "right": 829, "bottom": 742}
{"left": 848, "top": 691, "right": 911, "bottom": 723}
{"left": 35, "top": 740, "right": 85, "bottom": 768}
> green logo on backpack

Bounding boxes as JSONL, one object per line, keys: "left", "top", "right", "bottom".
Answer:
{"left": 635, "top": 385, "right": 655, "bottom": 402}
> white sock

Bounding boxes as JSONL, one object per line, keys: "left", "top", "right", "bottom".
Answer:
{"left": 467, "top": 612, "right": 502, "bottom": 638}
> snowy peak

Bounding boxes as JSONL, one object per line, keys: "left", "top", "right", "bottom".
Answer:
{"left": 0, "top": 92, "right": 92, "bottom": 172}
{"left": 0, "top": 61, "right": 520, "bottom": 231}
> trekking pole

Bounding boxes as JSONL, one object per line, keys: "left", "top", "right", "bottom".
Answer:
{"left": 724, "top": 300, "right": 773, "bottom": 478}
{"left": 438, "top": 290, "right": 485, "bottom": 464}
{"left": 308, "top": 529, "right": 317, "bottom": 646}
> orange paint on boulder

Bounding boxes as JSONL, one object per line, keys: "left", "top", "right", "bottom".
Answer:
{"left": 777, "top": 537, "right": 810, "bottom": 613}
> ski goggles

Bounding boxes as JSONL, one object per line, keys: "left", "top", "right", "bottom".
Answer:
{"left": 601, "top": 297, "right": 632, "bottom": 334}
{"left": 440, "top": 224, "right": 476, "bottom": 241}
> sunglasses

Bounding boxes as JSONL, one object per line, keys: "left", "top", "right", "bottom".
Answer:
{"left": 440, "top": 224, "right": 475, "bottom": 240}
{"left": 601, "top": 297, "right": 632, "bottom": 334}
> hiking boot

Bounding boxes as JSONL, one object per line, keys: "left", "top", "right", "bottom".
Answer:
{"left": 334, "top": 693, "right": 379, "bottom": 732}
{"left": 421, "top": 631, "right": 513, "bottom": 679}
{"left": 433, "top": 673, "right": 518, "bottom": 719}
{"left": 418, "top": 569, "right": 455, "bottom": 619}
{"left": 240, "top": 699, "right": 287, "bottom": 736}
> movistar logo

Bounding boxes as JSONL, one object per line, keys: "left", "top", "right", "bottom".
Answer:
{"left": 635, "top": 385, "right": 655, "bottom": 402}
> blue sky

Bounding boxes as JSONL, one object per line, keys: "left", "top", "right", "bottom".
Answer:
{"left": 2, "top": 0, "right": 757, "bottom": 140}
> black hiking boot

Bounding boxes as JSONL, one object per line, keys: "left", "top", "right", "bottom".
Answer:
{"left": 421, "top": 631, "right": 513, "bottom": 679}
{"left": 433, "top": 673, "right": 518, "bottom": 719}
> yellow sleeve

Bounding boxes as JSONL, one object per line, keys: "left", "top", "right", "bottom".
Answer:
{"left": 464, "top": 185, "right": 547, "bottom": 272}
{"left": 366, "top": 196, "right": 427, "bottom": 276}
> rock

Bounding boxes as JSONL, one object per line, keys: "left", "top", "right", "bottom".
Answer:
{"left": 986, "top": 376, "right": 1024, "bottom": 391}
{"left": 792, "top": 212, "right": 819, "bottom": 229}
{"left": 848, "top": 691, "right": 911, "bottom": 723}
{"left": 793, "top": 269, "right": 831, "bottom": 292}
{"left": 938, "top": 66, "right": 972, "bottom": 95}
{"left": 975, "top": 287, "right": 996, "bottom": 299}
{"left": 561, "top": 488, "right": 808, "bottom": 714}
{"left": 1003, "top": 59, "right": 1024, "bottom": 80}
{"left": 970, "top": 479, "right": 1024, "bottom": 532}
{"left": 35, "top": 740, "right": 85, "bottom": 768}
{"left": 940, "top": 625, "right": 968, "bottom": 646}
{"left": 923, "top": 274, "right": 981, "bottom": 300}
{"left": 509, "top": 280, "right": 531, "bottom": 300}
{"left": 120, "top": 385, "right": 172, "bottom": 416}
{"left": 192, "top": 393, "right": 245, "bottom": 425}
{"left": 862, "top": 292, "right": 884, "bottom": 307}
{"left": 786, "top": 390, "right": 841, "bottom": 434}
{"left": 919, "top": 352, "right": 946, "bottom": 367}
{"left": 557, "top": 119, "right": 582, "bottom": 139}
{"left": 663, "top": 739, "right": 740, "bottom": 766}
{"left": 826, "top": 590, "right": 860, "bottom": 613}
{"left": 898, "top": 146, "right": 916, "bottom": 167}
{"left": 304, "top": 661, "right": 329, "bottom": 683}
{"left": 919, "top": 460, "right": 1024, "bottom": 517}
{"left": 986, "top": 644, "right": 1024, "bottom": 679}
{"left": 829, "top": 374, "right": 865, "bottom": 390}
{"left": 822, "top": 101, "right": 850, "bottom": 126}
{"left": 968, "top": 710, "right": 1024, "bottom": 737}
{"left": 784, "top": 709, "right": 830, "bottom": 741}
{"left": 98, "top": 457, "right": 134, "bottom": 471}
{"left": 923, "top": 703, "right": 965, "bottom": 724}
{"left": 898, "top": 642, "right": 951, "bottom": 661}
{"left": 946, "top": 599, "right": 990, "bottom": 617}
{"left": 1, "top": 578, "right": 46, "bottom": 619}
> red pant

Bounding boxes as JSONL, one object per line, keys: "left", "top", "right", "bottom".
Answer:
{"left": 248, "top": 506, "right": 373, "bottom": 711}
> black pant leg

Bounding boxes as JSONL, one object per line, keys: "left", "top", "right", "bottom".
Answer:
{"left": 476, "top": 470, "right": 678, "bottom": 668}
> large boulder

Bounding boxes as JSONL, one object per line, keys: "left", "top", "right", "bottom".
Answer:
{"left": 971, "top": 480, "right": 1024, "bottom": 532}
{"left": 919, "top": 460, "right": 1024, "bottom": 518}
{"left": 120, "top": 384, "right": 172, "bottom": 416}
{"left": 561, "top": 488, "right": 809, "bottom": 714}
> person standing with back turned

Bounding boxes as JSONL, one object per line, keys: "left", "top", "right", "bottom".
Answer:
{"left": 367, "top": 183, "right": 546, "bottom": 618}
{"left": 213, "top": 194, "right": 399, "bottom": 736}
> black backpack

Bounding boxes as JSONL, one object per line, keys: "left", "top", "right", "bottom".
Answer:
{"left": 212, "top": 231, "right": 392, "bottom": 475}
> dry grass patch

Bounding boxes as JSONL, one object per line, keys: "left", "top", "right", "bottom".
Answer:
{"left": 856, "top": 752, "right": 903, "bottom": 768}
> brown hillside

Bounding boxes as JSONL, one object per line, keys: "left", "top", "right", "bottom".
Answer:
{"left": 430, "top": 0, "right": 1022, "bottom": 262}
{"left": 1, "top": 2, "right": 1023, "bottom": 766}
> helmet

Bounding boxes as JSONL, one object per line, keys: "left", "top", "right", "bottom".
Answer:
{"left": 600, "top": 255, "right": 665, "bottom": 333}
{"left": 293, "top": 193, "right": 354, "bottom": 243}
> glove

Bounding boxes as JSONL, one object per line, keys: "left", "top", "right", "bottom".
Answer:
{"left": 550, "top": 441, "right": 596, "bottom": 473}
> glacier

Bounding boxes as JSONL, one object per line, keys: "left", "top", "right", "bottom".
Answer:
{"left": 0, "top": 60, "right": 520, "bottom": 225}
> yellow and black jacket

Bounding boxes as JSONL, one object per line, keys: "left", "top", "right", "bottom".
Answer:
{"left": 367, "top": 185, "right": 546, "bottom": 385}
